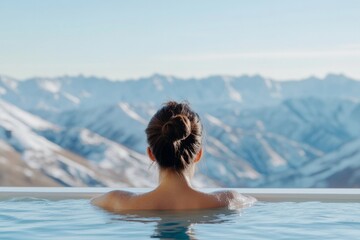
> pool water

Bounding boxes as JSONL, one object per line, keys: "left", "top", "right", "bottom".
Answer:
{"left": 0, "top": 198, "right": 360, "bottom": 239}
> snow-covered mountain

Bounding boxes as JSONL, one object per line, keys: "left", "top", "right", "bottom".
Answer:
{"left": 0, "top": 99, "right": 156, "bottom": 187}
{"left": 1, "top": 73, "right": 360, "bottom": 112}
{"left": 0, "top": 73, "right": 359, "bottom": 187}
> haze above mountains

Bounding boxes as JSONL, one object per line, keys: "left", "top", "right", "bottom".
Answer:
{"left": 1, "top": 73, "right": 359, "bottom": 187}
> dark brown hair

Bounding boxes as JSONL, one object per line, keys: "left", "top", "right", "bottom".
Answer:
{"left": 145, "top": 101, "right": 202, "bottom": 172}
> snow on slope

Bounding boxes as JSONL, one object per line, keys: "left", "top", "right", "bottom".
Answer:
{"left": 0, "top": 99, "right": 119, "bottom": 186}
{"left": 202, "top": 98, "right": 360, "bottom": 187}
{"left": 0, "top": 99, "right": 58, "bottom": 130}
{"left": 210, "top": 98, "right": 360, "bottom": 153}
{"left": 38, "top": 79, "right": 61, "bottom": 93}
{"left": 40, "top": 102, "right": 153, "bottom": 153}
{"left": 300, "top": 138, "right": 360, "bottom": 187}
{"left": 0, "top": 140, "right": 60, "bottom": 186}
{"left": 267, "top": 138, "right": 360, "bottom": 187}
{"left": 223, "top": 77, "right": 242, "bottom": 102}
{"left": 118, "top": 102, "right": 148, "bottom": 125}
{"left": 201, "top": 112, "right": 326, "bottom": 187}
{"left": 40, "top": 128, "right": 157, "bottom": 187}
{"left": 0, "top": 99, "right": 61, "bottom": 151}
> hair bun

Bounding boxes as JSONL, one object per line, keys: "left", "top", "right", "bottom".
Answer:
{"left": 162, "top": 114, "right": 191, "bottom": 141}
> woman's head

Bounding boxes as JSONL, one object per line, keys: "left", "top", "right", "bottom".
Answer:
{"left": 145, "top": 101, "right": 203, "bottom": 173}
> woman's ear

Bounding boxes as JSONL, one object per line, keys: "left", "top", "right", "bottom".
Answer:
{"left": 194, "top": 148, "right": 203, "bottom": 163}
{"left": 147, "top": 147, "right": 156, "bottom": 162}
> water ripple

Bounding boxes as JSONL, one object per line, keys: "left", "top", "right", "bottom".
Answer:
{"left": 0, "top": 200, "right": 360, "bottom": 239}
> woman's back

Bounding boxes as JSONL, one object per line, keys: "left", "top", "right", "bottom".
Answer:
{"left": 91, "top": 101, "right": 255, "bottom": 212}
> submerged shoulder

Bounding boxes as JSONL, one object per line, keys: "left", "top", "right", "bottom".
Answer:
{"left": 106, "top": 190, "right": 135, "bottom": 199}
{"left": 90, "top": 190, "right": 134, "bottom": 211}
{"left": 213, "top": 190, "right": 242, "bottom": 204}
{"left": 212, "top": 190, "right": 256, "bottom": 209}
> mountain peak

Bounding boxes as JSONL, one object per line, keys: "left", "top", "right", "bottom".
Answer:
{"left": 324, "top": 73, "right": 354, "bottom": 82}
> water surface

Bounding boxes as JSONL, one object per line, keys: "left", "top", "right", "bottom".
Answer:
{"left": 0, "top": 198, "right": 359, "bottom": 239}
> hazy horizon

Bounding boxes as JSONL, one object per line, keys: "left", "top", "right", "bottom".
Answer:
{"left": 1, "top": 72, "right": 359, "bottom": 82}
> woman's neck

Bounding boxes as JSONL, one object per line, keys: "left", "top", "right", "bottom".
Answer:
{"left": 157, "top": 169, "right": 193, "bottom": 191}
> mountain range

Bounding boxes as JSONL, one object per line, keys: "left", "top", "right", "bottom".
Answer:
{"left": 0, "top": 73, "right": 359, "bottom": 187}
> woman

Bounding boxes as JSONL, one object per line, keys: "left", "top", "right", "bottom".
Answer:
{"left": 91, "top": 101, "right": 255, "bottom": 211}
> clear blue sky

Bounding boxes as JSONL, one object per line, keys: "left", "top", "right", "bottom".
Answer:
{"left": 1, "top": 0, "right": 359, "bottom": 80}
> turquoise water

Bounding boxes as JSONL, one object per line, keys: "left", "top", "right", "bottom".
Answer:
{"left": 0, "top": 198, "right": 360, "bottom": 239}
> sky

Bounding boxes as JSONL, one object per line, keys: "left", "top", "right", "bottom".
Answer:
{"left": 0, "top": 0, "right": 360, "bottom": 81}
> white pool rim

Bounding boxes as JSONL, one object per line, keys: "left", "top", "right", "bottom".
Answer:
{"left": 0, "top": 188, "right": 359, "bottom": 202}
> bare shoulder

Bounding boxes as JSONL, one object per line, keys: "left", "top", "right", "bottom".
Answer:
{"left": 211, "top": 190, "right": 256, "bottom": 209}
{"left": 90, "top": 190, "right": 135, "bottom": 211}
